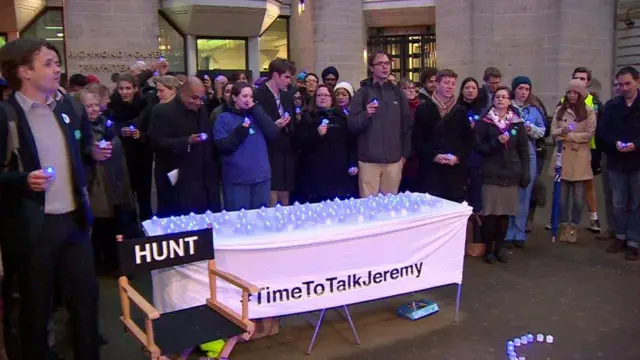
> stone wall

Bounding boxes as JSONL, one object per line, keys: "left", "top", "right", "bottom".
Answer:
{"left": 289, "top": 0, "right": 316, "bottom": 76}
{"left": 312, "top": 0, "right": 367, "bottom": 86}
{"left": 436, "top": 0, "right": 616, "bottom": 109}
{"left": 290, "top": 0, "right": 367, "bottom": 88}
{"left": 64, "top": 0, "right": 159, "bottom": 84}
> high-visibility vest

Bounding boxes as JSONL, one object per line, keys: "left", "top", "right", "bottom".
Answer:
{"left": 559, "top": 93, "right": 597, "bottom": 149}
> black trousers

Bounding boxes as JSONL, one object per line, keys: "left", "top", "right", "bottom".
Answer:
{"left": 18, "top": 213, "right": 100, "bottom": 360}
{"left": 482, "top": 215, "right": 509, "bottom": 254}
{"left": 126, "top": 149, "right": 153, "bottom": 222}
{"left": 2, "top": 250, "right": 23, "bottom": 360}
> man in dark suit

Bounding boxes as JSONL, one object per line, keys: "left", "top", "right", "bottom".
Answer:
{"left": 148, "top": 76, "right": 221, "bottom": 216}
{"left": 0, "top": 38, "right": 110, "bottom": 360}
{"left": 253, "top": 58, "right": 296, "bottom": 206}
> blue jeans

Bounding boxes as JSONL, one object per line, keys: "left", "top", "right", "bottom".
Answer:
{"left": 608, "top": 169, "right": 640, "bottom": 246}
{"left": 506, "top": 142, "right": 537, "bottom": 241}
{"left": 222, "top": 179, "right": 271, "bottom": 211}
{"left": 560, "top": 180, "right": 585, "bottom": 225}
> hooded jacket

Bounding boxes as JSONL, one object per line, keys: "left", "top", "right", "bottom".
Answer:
{"left": 347, "top": 79, "right": 412, "bottom": 164}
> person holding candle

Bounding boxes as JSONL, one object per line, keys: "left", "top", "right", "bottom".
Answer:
{"left": 74, "top": 89, "right": 137, "bottom": 274}
{"left": 413, "top": 69, "right": 473, "bottom": 203}
{"left": 504, "top": 76, "right": 546, "bottom": 248}
{"left": 549, "top": 79, "right": 596, "bottom": 243}
{"left": 0, "top": 37, "right": 111, "bottom": 360}
{"left": 348, "top": 51, "right": 412, "bottom": 197}
{"left": 295, "top": 84, "right": 358, "bottom": 203}
{"left": 108, "top": 73, "right": 154, "bottom": 221}
{"left": 457, "top": 77, "right": 485, "bottom": 251}
{"left": 253, "top": 58, "right": 297, "bottom": 206}
{"left": 597, "top": 66, "right": 640, "bottom": 260}
{"left": 474, "top": 86, "right": 530, "bottom": 264}
{"left": 214, "top": 82, "right": 287, "bottom": 211}
{"left": 148, "top": 77, "right": 222, "bottom": 216}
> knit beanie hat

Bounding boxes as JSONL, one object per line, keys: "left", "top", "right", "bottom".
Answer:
{"left": 296, "top": 72, "right": 307, "bottom": 81}
{"left": 511, "top": 76, "right": 532, "bottom": 91}
{"left": 334, "top": 81, "right": 354, "bottom": 97}
{"left": 567, "top": 79, "right": 587, "bottom": 97}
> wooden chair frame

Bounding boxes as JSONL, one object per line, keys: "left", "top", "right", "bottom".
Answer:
{"left": 116, "top": 235, "right": 259, "bottom": 360}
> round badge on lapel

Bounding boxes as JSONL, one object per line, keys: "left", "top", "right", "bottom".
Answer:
{"left": 74, "top": 129, "right": 82, "bottom": 140}
{"left": 62, "top": 113, "right": 70, "bottom": 124}
{"left": 511, "top": 129, "right": 517, "bottom": 136}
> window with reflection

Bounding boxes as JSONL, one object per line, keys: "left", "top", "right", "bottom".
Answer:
{"left": 259, "top": 17, "right": 289, "bottom": 71}
{"left": 22, "top": 8, "right": 66, "bottom": 73}
{"left": 158, "top": 14, "right": 185, "bottom": 73}
{"left": 197, "top": 39, "right": 247, "bottom": 70}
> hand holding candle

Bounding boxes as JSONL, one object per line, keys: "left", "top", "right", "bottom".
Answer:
{"left": 275, "top": 115, "right": 291, "bottom": 128}
{"left": 121, "top": 126, "right": 132, "bottom": 137}
{"left": 242, "top": 117, "right": 251, "bottom": 128}
{"left": 188, "top": 134, "right": 205, "bottom": 144}
{"left": 498, "top": 132, "right": 510, "bottom": 144}
{"left": 366, "top": 98, "right": 379, "bottom": 117}
{"left": 28, "top": 167, "right": 54, "bottom": 192}
{"left": 92, "top": 140, "right": 112, "bottom": 161}
{"left": 617, "top": 141, "right": 635, "bottom": 152}
{"left": 318, "top": 119, "right": 328, "bottom": 136}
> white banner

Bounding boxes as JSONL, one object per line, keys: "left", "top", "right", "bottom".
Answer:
{"left": 150, "top": 199, "right": 471, "bottom": 319}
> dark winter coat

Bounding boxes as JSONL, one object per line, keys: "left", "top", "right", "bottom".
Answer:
{"left": 295, "top": 108, "right": 358, "bottom": 202}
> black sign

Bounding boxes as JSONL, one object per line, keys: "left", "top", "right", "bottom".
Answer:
{"left": 118, "top": 228, "right": 214, "bottom": 275}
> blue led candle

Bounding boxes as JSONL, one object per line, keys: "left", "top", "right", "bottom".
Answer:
{"left": 44, "top": 166, "right": 55, "bottom": 175}
{"left": 129, "top": 125, "right": 136, "bottom": 131}
{"left": 98, "top": 140, "right": 108, "bottom": 148}
{"left": 295, "top": 107, "right": 301, "bottom": 115}
{"left": 200, "top": 133, "right": 208, "bottom": 140}
{"left": 284, "top": 112, "right": 290, "bottom": 118}
{"left": 371, "top": 98, "right": 379, "bottom": 106}
{"left": 321, "top": 119, "right": 329, "bottom": 126}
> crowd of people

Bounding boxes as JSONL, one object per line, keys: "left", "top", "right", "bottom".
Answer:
{"left": 0, "top": 35, "right": 639, "bottom": 360}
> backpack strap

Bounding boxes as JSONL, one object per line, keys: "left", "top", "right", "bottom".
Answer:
{"left": 0, "top": 102, "right": 23, "bottom": 172}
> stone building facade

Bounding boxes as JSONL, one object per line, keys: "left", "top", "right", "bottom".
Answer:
{"left": 0, "top": 0, "right": 635, "bottom": 106}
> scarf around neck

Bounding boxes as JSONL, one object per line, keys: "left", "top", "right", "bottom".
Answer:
{"left": 430, "top": 93, "right": 457, "bottom": 117}
{"left": 485, "top": 107, "right": 520, "bottom": 131}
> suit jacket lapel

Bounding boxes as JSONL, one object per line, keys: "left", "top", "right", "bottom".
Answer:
{"left": 53, "top": 105, "right": 73, "bottom": 146}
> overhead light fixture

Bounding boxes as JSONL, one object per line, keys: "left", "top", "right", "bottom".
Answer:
{"left": 298, "top": 0, "right": 305, "bottom": 15}
{"left": 45, "top": 26, "right": 63, "bottom": 30}
{"left": 45, "top": 38, "right": 63, "bottom": 41}
{"left": 363, "top": 47, "right": 367, "bottom": 64}
{"left": 56, "top": 32, "right": 64, "bottom": 37}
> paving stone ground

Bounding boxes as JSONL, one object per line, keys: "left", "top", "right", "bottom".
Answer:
{"left": 98, "top": 175, "right": 640, "bottom": 360}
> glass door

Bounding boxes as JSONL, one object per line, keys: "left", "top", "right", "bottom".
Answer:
{"left": 367, "top": 28, "right": 436, "bottom": 82}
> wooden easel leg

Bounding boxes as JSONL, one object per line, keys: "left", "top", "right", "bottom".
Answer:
{"left": 217, "top": 336, "right": 239, "bottom": 359}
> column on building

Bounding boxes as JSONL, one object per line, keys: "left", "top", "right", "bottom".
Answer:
{"left": 435, "top": 0, "right": 615, "bottom": 108}
{"left": 185, "top": 34, "right": 197, "bottom": 76}
{"left": 290, "top": 0, "right": 367, "bottom": 88}
{"left": 64, "top": 0, "right": 160, "bottom": 84}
